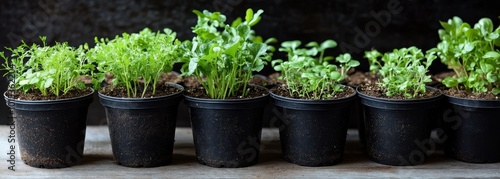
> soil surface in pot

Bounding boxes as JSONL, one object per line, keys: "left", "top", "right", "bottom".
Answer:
{"left": 429, "top": 71, "right": 455, "bottom": 86}
{"left": 178, "top": 76, "right": 201, "bottom": 88}
{"left": 249, "top": 75, "right": 275, "bottom": 87}
{"left": 100, "top": 83, "right": 181, "bottom": 98}
{"left": 359, "top": 84, "right": 440, "bottom": 100}
{"left": 158, "top": 72, "right": 202, "bottom": 88}
{"left": 170, "top": 73, "right": 275, "bottom": 89}
{"left": 346, "top": 70, "right": 451, "bottom": 87}
{"left": 268, "top": 72, "right": 284, "bottom": 85}
{"left": 440, "top": 86, "right": 499, "bottom": 100}
{"left": 5, "top": 88, "right": 93, "bottom": 100}
{"left": 185, "top": 85, "right": 267, "bottom": 99}
{"left": 427, "top": 70, "right": 499, "bottom": 100}
{"left": 272, "top": 84, "right": 355, "bottom": 100}
{"left": 347, "top": 71, "right": 378, "bottom": 87}
{"left": 159, "top": 72, "right": 182, "bottom": 85}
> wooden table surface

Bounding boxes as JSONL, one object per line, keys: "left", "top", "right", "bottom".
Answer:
{"left": 1, "top": 126, "right": 499, "bottom": 178}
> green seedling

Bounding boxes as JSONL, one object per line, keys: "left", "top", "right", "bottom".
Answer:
{"left": 364, "top": 46, "right": 436, "bottom": 98}
{"left": 180, "top": 8, "right": 275, "bottom": 99}
{"left": 87, "top": 28, "right": 181, "bottom": 98}
{"left": 272, "top": 40, "right": 359, "bottom": 100}
{"left": 2, "top": 36, "right": 92, "bottom": 97}
{"left": 430, "top": 16, "right": 500, "bottom": 95}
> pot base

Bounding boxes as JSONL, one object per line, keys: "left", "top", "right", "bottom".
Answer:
{"left": 197, "top": 157, "right": 258, "bottom": 168}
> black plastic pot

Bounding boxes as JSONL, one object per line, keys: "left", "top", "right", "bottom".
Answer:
{"left": 184, "top": 86, "right": 269, "bottom": 168}
{"left": 99, "top": 83, "right": 184, "bottom": 167}
{"left": 351, "top": 91, "right": 366, "bottom": 146}
{"left": 270, "top": 86, "right": 356, "bottom": 166}
{"left": 357, "top": 87, "right": 442, "bottom": 166}
{"left": 442, "top": 95, "right": 500, "bottom": 163}
{"left": 3, "top": 90, "right": 94, "bottom": 168}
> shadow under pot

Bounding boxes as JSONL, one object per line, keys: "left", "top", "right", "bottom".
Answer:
{"left": 357, "top": 86, "right": 442, "bottom": 166}
{"left": 183, "top": 85, "right": 269, "bottom": 168}
{"left": 270, "top": 86, "right": 356, "bottom": 167}
{"left": 98, "top": 83, "right": 184, "bottom": 167}
{"left": 3, "top": 89, "right": 94, "bottom": 168}
{"left": 442, "top": 95, "right": 500, "bottom": 163}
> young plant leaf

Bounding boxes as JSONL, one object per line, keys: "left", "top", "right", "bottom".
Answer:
{"left": 272, "top": 39, "right": 358, "bottom": 100}
{"left": 179, "top": 8, "right": 273, "bottom": 99}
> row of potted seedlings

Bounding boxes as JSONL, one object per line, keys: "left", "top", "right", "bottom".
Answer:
{"left": 2, "top": 9, "right": 500, "bottom": 169}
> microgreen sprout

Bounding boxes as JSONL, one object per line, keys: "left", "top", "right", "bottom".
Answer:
{"left": 2, "top": 36, "right": 92, "bottom": 97}
{"left": 180, "top": 8, "right": 275, "bottom": 99}
{"left": 87, "top": 28, "right": 181, "bottom": 98}
{"left": 364, "top": 46, "right": 436, "bottom": 98}
{"left": 272, "top": 40, "right": 360, "bottom": 100}
{"left": 430, "top": 16, "right": 500, "bottom": 95}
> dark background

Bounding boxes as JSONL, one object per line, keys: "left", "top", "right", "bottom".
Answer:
{"left": 1, "top": 0, "right": 499, "bottom": 125}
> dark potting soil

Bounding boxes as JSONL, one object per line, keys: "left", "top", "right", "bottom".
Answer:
{"left": 347, "top": 71, "right": 378, "bottom": 87}
{"left": 268, "top": 72, "right": 285, "bottom": 85}
{"left": 5, "top": 88, "right": 93, "bottom": 101}
{"left": 430, "top": 71, "right": 455, "bottom": 86}
{"left": 440, "top": 86, "right": 499, "bottom": 100}
{"left": 346, "top": 70, "right": 456, "bottom": 88}
{"left": 158, "top": 72, "right": 182, "bottom": 85}
{"left": 100, "top": 83, "right": 181, "bottom": 98}
{"left": 179, "top": 76, "right": 202, "bottom": 88}
{"left": 249, "top": 75, "right": 275, "bottom": 87}
{"left": 272, "top": 84, "right": 355, "bottom": 100}
{"left": 185, "top": 85, "right": 268, "bottom": 99}
{"left": 178, "top": 74, "right": 273, "bottom": 89}
{"left": 359, "top": 84, "right": 440, "bottom": 100}
{"left": 155, "top": 72, "right": 202, "bottom": 88}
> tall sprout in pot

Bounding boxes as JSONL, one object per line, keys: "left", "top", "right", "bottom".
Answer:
{"left": 358, "top": 47, "right": 442, "bottom": 166}
{"left": 270, "top": 40, "right": 359, "bottom": 166}
{"left": 179, "top": 9, "right": 275, "bottom": 168}
{"left": 430, "top": 16, "right": 500, "bottom": 163}
{"left": 87, "top": 28, "right": 184, "bottom": 167}
{"left": 1, "top": 37, "right": 95, "bottom": 168}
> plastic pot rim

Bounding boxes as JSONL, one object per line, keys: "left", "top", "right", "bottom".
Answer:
{"left": 443, "top": 93, "right": 500, "bottom": 108}
{"left": 4, "top": 88, "right": 94, "bottom": 105}
{"left": 356, "top": 86, "right": 443, "bottom": 103}
{"left": 269, "top": 85, "right": 356, "bottom": 111}
{"left": 98, "top": 82, "right": 184, "bottom": 101}
{"left": 269, "top": 85, "right": 356, "bottom": 103}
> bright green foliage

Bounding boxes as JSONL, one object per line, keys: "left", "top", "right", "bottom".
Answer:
{"left": 272, "top": 40, "right": 360, "bottom": 100}
{"left": 364, "top": 46, "right": 436, "bottom": 98}
{"left": 429, "top": 16, "right": 500, "bottom": 95}
{"left": 180, "top": 8, "right": 275, "bottom": 99}
{"left": 2, "top": 36, "right": 92, "bottom": 97}
{"left": 87, "top": 28, "right": 181, "bottom": 98}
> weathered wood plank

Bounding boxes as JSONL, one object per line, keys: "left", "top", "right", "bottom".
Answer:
{"left": 1, "top": 126, "right": 499, "bottom": 178}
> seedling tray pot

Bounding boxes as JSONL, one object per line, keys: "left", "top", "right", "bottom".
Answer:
{"left": 270, "top": 86, "right": 356, "bottom": 167}
{"left": 442, "top": 95, "right": 500, "bottom": 163}
{"left": 184, "top": 86, "right": 269, "bottom": 168}
{"left": 4, "top": 90, "right": 93, "bottom": 168}
{"left": 98, "top": 83, "right": 184, "bottom": 167}
{"left": 357, "top": 87, "right": 442, "bottom": 166}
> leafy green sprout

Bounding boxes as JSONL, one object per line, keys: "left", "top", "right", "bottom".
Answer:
{"left": 1, "top": 36, "right": 92, "bottom": 97}
{"left": 364, "top": 46, "right": 436, "bottom": 98}
{"left": 429, "top": 16, "right": 500, "bottom": 95}
{"left": 87, "top": 28, "right": 181, "bottom": 98}
{"left": 180, "top": 8, "right": 275, "bottom": 99}
{"left": 272, "top": 40, "right": 360, "bottom": 100}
